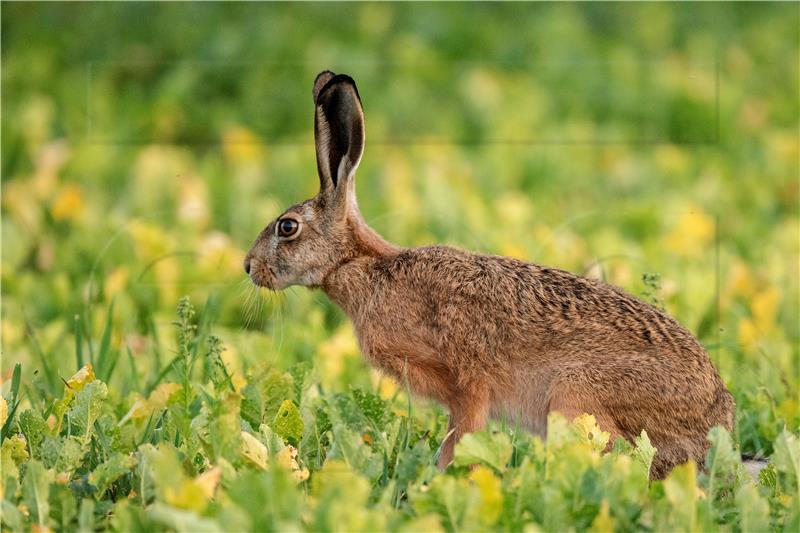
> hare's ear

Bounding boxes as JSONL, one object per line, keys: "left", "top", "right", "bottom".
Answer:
{"left": 313, "top": 72, "right": 365, "bottom": 211}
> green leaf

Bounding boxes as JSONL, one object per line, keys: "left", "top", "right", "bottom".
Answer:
{"left": 758, "top": 462, "right": 777, "bottom": 489}
{"left": 351, "top": 388, "right": 387, "bottom": 427}
{"left": 148, "top": 503, "right": 221, "bottom": 532}
{"left": 735, "top": 482, "right": 770, "bottom": 532}
{"left": 50, "top": 483, "right": 79, "bottom": 532}
{"left": 78, "top": 497, "right": 95, "bottom": 533}
{"left": 309, "top": 460, "right": 383, "bottom": 532}
{"left": 704, "top": 425, "right": 745, "bottom": 499}
{"left": 611, "top": 435, "right": 634, "bottom": 455}
{"left": 240, "top": 383, "right": 263, "bottom": 429}
{"left": 0, "top": 500, "right": 24, "bottom": 532}
{"left": 1, "top": 439, "right": 23, "bottom": 499}
{"left": 661, "top": 461, "right": 699, "bottom": 531}
{"left": 91, "top": 452, "right": 137, "bottom": 496}
{"left": 18, "top": 409, "right": 49, "bottom": 455}
{"left": 454, "top": 430, "right": 513, "bottom": 472}
{"left": 772, "top": 430, "right": 800, "bottom": 494}
{"left": 1, "top": 434, "right": 28, "bottom": 484}
{"left": 67, "top": 380, "right": 108, "bottom": 444}
{"left": 273, "top": 400, "right": 304, "bottom": 444}
{"left": 706, "top": 426, "right": 742, "bottom": 473}
{"left": 327, "top": 423, "right": 383, "bottom": 481}
{"left": 261, "top": 370, "right": 295, "bottom": 423}
{"left": 633, "top": 430, "right": 657, "bottom": 475}
{"left": 289, "top": 361, "right": 311, "bottom": 402}
{"left": 140, "top": 444, "right": 184, "bottom": 502}
{"left": 226, "top": 468, "right": 301, "bottom": 531}
{"left": 21, "top": 459, "right": 54, "bottom": 528}
{"left": 413, "top": 473, "right": 479, "bottom": 532}
{"left": 0, "top": 363, "right": 22, "bottom": 440}
{"left": 41, "top": 435, "right": 86, "bottom": 473}
{"left": 394, "top": 440, "right": 431, "bottom": 489}
{"left": 110, "top": 500, "right": 155, "bottom": 533}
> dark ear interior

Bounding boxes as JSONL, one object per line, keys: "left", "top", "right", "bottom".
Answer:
{"left": 314, "top": 74, "right": 364, "bottom": 190}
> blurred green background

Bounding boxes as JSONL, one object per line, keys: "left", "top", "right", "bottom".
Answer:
{"left": 2, "top": 2, "right": 798, "bottom": 455}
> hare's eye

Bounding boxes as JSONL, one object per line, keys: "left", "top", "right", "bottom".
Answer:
{"left": 277, "top": 218, "right": 300, "bottom": 238}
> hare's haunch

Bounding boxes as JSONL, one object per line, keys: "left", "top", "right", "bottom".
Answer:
{"left": 244, "top": 71, "right": 734, "bottom": 479}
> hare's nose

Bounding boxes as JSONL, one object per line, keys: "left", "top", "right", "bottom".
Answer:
{"left": 244, "top": 256, "right": 252, "bottom": 275}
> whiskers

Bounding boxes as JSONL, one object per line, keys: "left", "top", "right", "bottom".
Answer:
{"left": 238, "top": 276, "right": 286, "bottom": 357}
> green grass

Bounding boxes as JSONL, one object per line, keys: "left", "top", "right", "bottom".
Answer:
{"left": 2, "top": 2, "right": 798, "bottom": 531}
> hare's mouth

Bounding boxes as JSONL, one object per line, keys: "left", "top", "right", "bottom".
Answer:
{"left": 250, "top": 277, "right": 274, "bottom": 290}
{"left": 248, "top": 263, "right": 277, "bottom": 290}
{"left": 250, "top": 273, "right": 275, "bottom": 290}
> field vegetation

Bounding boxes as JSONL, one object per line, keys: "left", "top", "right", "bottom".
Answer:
{"left": 2, "top": 3, "right": 798, "bottom": 531}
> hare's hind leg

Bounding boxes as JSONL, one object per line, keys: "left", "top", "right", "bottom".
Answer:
{"left": 547, "top": 391, "right": 623, "bottom": 451}
{"left": 437, "top": 387, "right": 490, "bottom": 469}
{"left": 647, "top": 440, "right": 701, "bottom": 479}
{"left": 648, "top": 434, "right": 711, "bottom": 479}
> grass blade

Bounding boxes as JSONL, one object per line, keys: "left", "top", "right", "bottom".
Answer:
{"left": 24, "top": 315, "right": 57, "bottom": 395}
{"left": 96, "top": 300, "right": 119, "bottom": 382}
{"left": 74, "top": 313, "right": 84, "bottom": 370}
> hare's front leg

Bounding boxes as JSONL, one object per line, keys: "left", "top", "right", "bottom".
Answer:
{"left": 437, "top": 389, "right": 490, "bottom": 469}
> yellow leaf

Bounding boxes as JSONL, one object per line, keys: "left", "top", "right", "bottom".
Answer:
{"left": 64, "top": 364, "right": 96, "bottom": 400}
{"left": 752, "top": 286, "right": 780, "bottom": 332}
{"left": 222, "top": 126, "right": 264, "bottom": 164}
{"left": 654, "top": 145, "right": 689, "bottom": 176}
{"left": 500, "top": 243, "right": 528, "bottom": 260}
{"left": 728, "top": 262, "right": 755, "bottom": 298}
{"left": 664, "top": 209, "right": 715, "bottom": 257}
{"left": 5, "top": 435, "right": 29, "bottom": 463}
{"left": 317, "top": 324, "right": 360, "bottom": 382}
{"left": 165, "top": 479, "right": 208, "bottom": 513}
{"left": 738, "top": 318, "right": 760, "bottom": 350}
{"left": 663, "top": 461, "right": 701, "bottom": 531}
{"left": 469, "top": 466, "right": 503, "bottom": 524}
{"left": 50, "top": 184, "right": 84, "bottom": 221}
{"left": 66, "top": 364, "right": 95, "bottom": 391}
{"left": 199, "top": 231, "right": 244, "bottom": 277}
{"left": 104, "top": 267, "right": 130, "bottom": 299}
{"left": 0, "top": 396, "right": 7, "bottom": 429}
{"left": 373, "top": 371, "right": 398, "bottom": 400}
{"left": 119, "top": 383, "right": 182, "bottom": 425}
{"left": 147, "top": 383, "right": 182, "bottom": 412}
{"left": 589, "top": 500, "right": 615, "bottom": 533}
{"left": 572, "top": 413, "right": 611, "bottom": 452}
{"left": 178, "top": 176, "right": 209, "bottom": 226}
{"left": 195, "top": 466, "right": 221, "bottom": 499}
{"left": 240, "top": 431, "right": 268, "bottom": 470}
{"left": 128, "top": 221, "right": 172, "bottom": 260}
{"left": 276, "top": 445, "right": 309, "bottom": 482}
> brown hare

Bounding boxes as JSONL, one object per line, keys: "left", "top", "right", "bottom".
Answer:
{"left": 244, "top": 71, "right": 735, "bottom": 479}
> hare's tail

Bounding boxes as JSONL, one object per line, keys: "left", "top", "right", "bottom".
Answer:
{"left": 742, "top": 456, "right": 769, "bottom": 479}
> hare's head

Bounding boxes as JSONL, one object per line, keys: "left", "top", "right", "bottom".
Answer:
{"left": 244, "top": 71, "right": 367, "bottom": 290}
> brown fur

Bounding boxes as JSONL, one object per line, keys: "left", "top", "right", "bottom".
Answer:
{"left": 244, "top": 72, "right": 734, "bottom": 479}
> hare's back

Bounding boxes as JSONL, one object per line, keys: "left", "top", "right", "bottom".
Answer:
{"left": 374, "top": 245, "right": 709, "bottom": 361}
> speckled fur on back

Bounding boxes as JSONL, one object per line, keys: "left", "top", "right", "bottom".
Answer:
{"left": 244, "top": 71, "right": 735, "bottom": 479}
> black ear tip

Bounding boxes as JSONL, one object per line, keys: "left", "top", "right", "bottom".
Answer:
{"left": 315, "top": 69, "right": 336, "bottom": 80}
{"left": 316, "top": 74, "right": 361, "bottom": 105}
{"left": 313, "top": 70, "right": 336, "bottom": 103}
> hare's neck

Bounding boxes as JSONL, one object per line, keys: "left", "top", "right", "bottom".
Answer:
{"left": 322, "top": 213, "right": 399, "bottom": 319}
{"left": 348, "top": 210, "right": 398, "bottom": 258}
